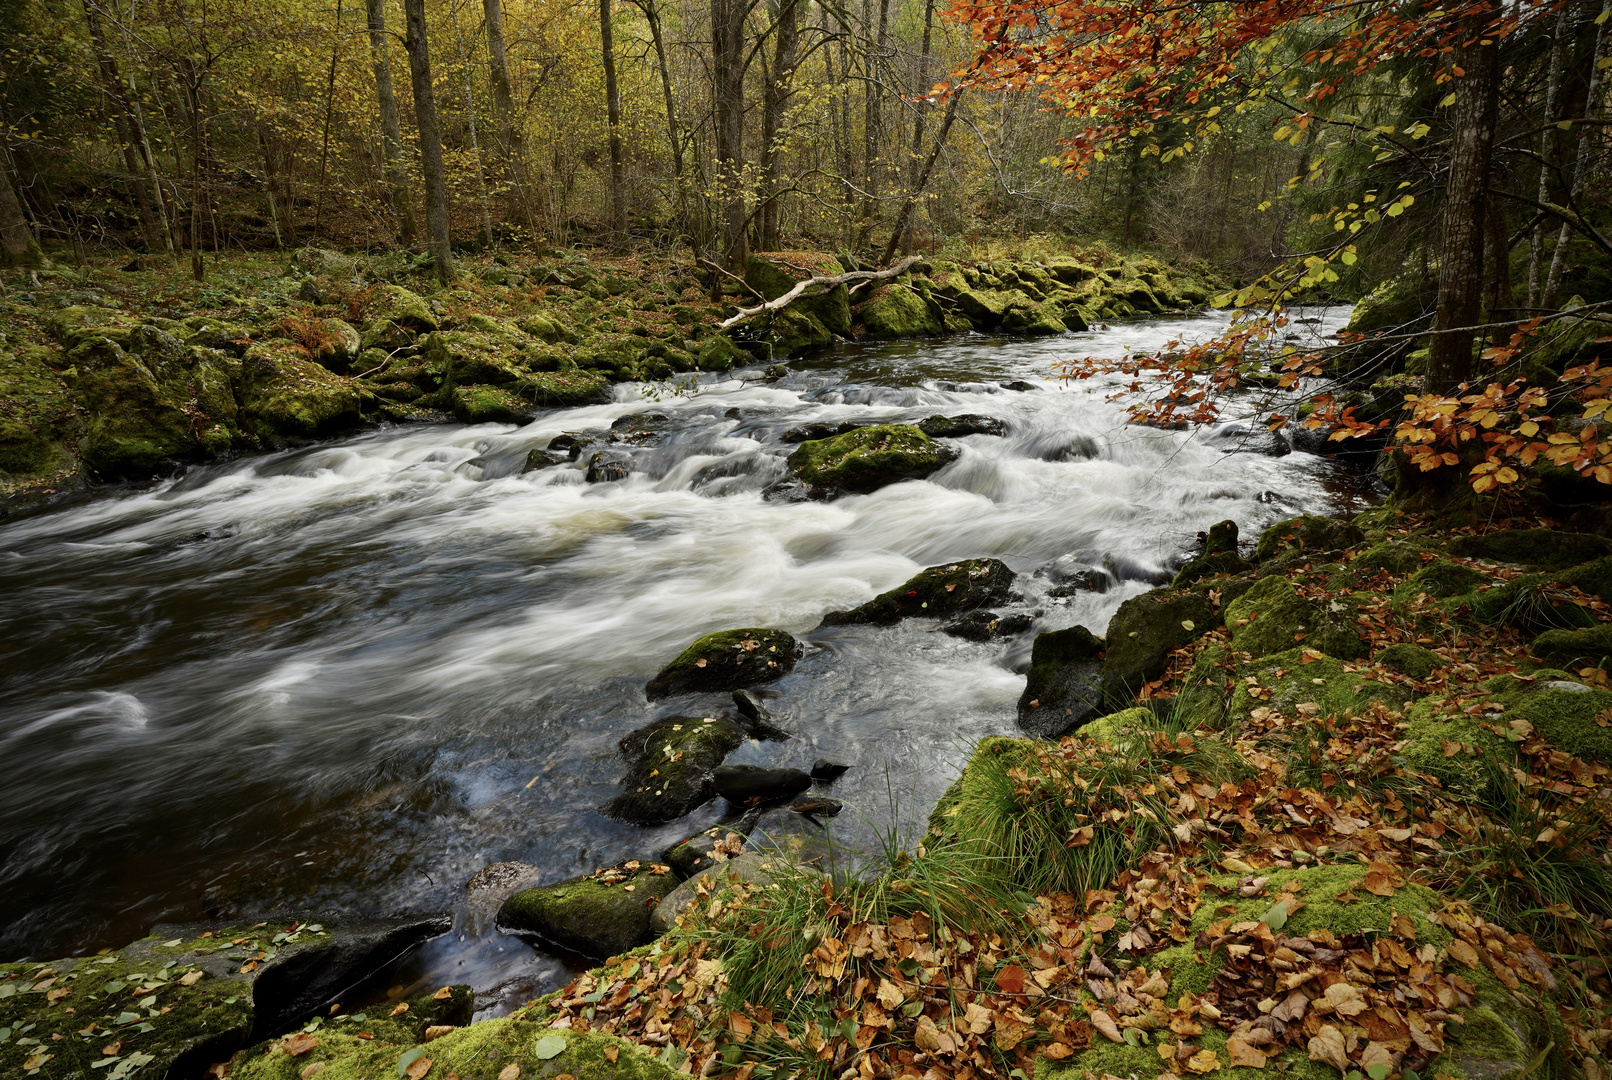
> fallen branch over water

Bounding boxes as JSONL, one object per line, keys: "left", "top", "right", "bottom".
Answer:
{"left": 717, "top": 255, "right": 922, "bottom": 329}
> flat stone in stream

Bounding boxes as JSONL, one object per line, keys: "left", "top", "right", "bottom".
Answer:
{"left": 710, "top": 764, "right": 813, "bottom": 808}
{"left": 497, "top": 861, "right": 678, "bottom": 959}
{"left": 601, "top": 715, "right": 746, "bottom": 825}
{"left": 646, "top": 628, "right": 801, "bottom": 699}
{"left": 941, "top": 610, "right": 1034, "bottom": 641}
{"left": 1017, "top": 625, "right": 1107, "bottom": 738}
{"left": 916, "top": 413, "right": 1008, "bottom": 439}
{"left": 786, "top": 423, "right": 958, "bottom": 498}
{"left": 0, "top": 914, "right": 452, "bottom": 1079}
{"left": 820, "top": 558, "right": 1016, "bottom": 627}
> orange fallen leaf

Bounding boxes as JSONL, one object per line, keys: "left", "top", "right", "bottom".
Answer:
{"left": 389, "top": 1002, "right": 410, "bottom": 1017}
{"left": 497, "top": 1066, "right": 521, "bottom": 1080}
{"left": 424, "top": 1025, "right": 454, "bottom": 1042}
{"left": 433, "top": 987, "right": 453, "bottom": 1000}
{"left": 405, "top": 1056, "right": 433, "bottom": 1080}
{"left": 602, "top": 1046, "right": 619, "bottom": 1064}
{"left": 281, "top": 1033, "right": 319, "bottom": 1057}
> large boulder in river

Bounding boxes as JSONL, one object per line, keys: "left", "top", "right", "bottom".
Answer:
{"left": 498, "top": 861, "right": 678, "bottom": 958}
{"left": 601, "top": 715, "right": 746, "bottom": 825}
{"left": 645, "top": 628, "right": 801, "bottom": 699}
{"left": 710, "top": 764, "right": 812, "bottom": 808}
{"left": 649, "top": 852, "right": 820, "bottom": 935}
{"left": 1099, "top": 590, "right": 1215, "bottom": 703}
{"left": 239, "top": 341, "right": 367, "bottom": 442}
{"left": 1017, "top": 625, "right": 1106, "bottom": 738}
{"left": 821, "top": 558, "right": 1016, "bottom": 627}
{"left": 787, "top": 424, "right": 957, "bottom": 497}
{"left": 859, "top": 282, "right": 943, "bottom": 338}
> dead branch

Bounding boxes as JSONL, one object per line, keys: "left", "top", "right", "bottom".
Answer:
{"left": 717, "top": 255, "right": 922, "bottom": 329}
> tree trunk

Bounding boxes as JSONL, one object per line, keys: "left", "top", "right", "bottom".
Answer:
{"left": 1544, "top": 0, "right": 1612, "bottom": 310}
{"left": 1527, "top": 2, "right": 1573, "bottom": 309}
{"left": 601, "top": 0, "right": 627, "bottom": 244}
{"left": 81, "top": 1, "right": 166, "bottom": 256}
{"left": 448, "top": 0, "right": 492, "bottom": 242}
{"left": 881, "top": 90, "right": 961, "bottom": 265}
{"left": 856, "top": 0, "right": 891, "bottom": 246}
{"left": 758, "top": 0, "right": 800, "bottom": 250}
{"left": 0, "top": 160, "right": 45, "bottom": 267}
{"left": 366, "top": 0, "right": 417, "bottom": 243}
{"left": 711, "top": 0, "right": 748, "bottom": 274}
{"left": 314, "top": 0, "right": 345, "bottom": 235}
{"left": 1427, "top": 15, "right": 1499, "bottom": 395}
{"left": 482, "top": 0, "right": 531, "bottom": 231}
{"left": 402, "top": 0, "right": 456, "bottom": 283}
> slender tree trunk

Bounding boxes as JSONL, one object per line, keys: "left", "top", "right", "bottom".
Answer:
{"left": 403, "top": 0, "right": 456, "bottom": 283}
{"left": 909, "top": 0, "right": 936, "bottom": 189}
{"left": 366, "top": 0, "right": 417, "bottom": 243}
{"left": 1427, "top": 17, "right": 1499, "bottom": 395}
{"left": 0, "top": 160, "right": 45, "bottom": 267}
{"left": 1527, "top": 2, "right": 1573, "bottom": 309}
{"left": 759, "top": 0, "right": 800, "bottom": 250}
{"left": 1484, "top": 185, "right": 1513, "bottom": 344}
{"left": 482, "top": 0, "right": 531, "bottom": 231}
{"left": 881, "top": 90, "right": 961, "bottom": 265}
{"left": 601, "top": 0, "right": 627, "bottom": 244}
{"left": 856, "top": 0, "right": 891, "bottom": 245}
{"left": 82, "top": 1, "right": 166, "bottom": 255}
{"left": 711, "top": 0, "right": 748, "bottom": 274}
{"left": 1544, "top": 0, "right": 1612, "bottom": 310}
{"left": 448, "top": 0, "right": 492, "bottom": 242}
{"left": 314, "top": 0, "right": 345, "bottom": 235}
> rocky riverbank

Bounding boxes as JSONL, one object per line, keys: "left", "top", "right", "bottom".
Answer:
{"left": 10, "top": 505, "right": 1612, "bottom": 1079}
{"left": 0, "top": 245, "right": 1222, "bottom": 502}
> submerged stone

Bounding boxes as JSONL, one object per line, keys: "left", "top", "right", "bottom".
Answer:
{"left": 645, "top": 628, "right": 801, "bottom": 699}
{"left": 941, "top": 610, "right": 1034, "bottom": 641}
{"left": 600, "top": 715, "right": 746, "bottom": 825}
{"left": 1017, "top": 625, "right": 1106, "bottom": 739}
{"left": 820, "top": 558, "right": 1016, "bottom": 627}
{"left": 786, "top": 423, "right": 957, "bottom": 497}
{"left": 732, "top": 688, "right": 792, "bottom": 740}
{"left": 497, "top": 862, "right": 677, "bottom": 959}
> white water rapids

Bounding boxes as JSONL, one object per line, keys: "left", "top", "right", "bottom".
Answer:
{"left": 0, "top": 306, "right": 1366, "bottom": 1011}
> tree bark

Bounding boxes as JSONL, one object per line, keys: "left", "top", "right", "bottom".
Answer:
{"left": 711, "top": 0, "right": 749, "bottom": 274}
{"left": 448, "top": 0, "right": 492, "bottom": 242}
{"left": 881, "top": 90, "right": 961, "bottom": 265}
{"left": 314, "top": 0, "right": 345, "bottom": 235}
{"left": 402, "top": 0, "right": 456, "bottom": 283}
{"left": 1544, "top": 0, "right": 1612, "bottom": 310}
{"left": 601, "top": 0, "right": 627, "bottom": 244}
{"left": 1527, "top": 2, "right": 1573, "bottom": 309}
{"left": 0, "top": 160, "right": 45, "bottom": 267}
{"left": 366, "top": 0, "right": 417, "bottom": 243}
{"left": 482, "top": 0, "right": 531, "bottom": 231}
{"left": 1427, "top": 17, "right": 1499, "bottom": 395}
{"left": 81, "top": 1, "right": 167, "bottom": 256}
{"left": 758, "top": 0, "right": 800, "bottom": 251}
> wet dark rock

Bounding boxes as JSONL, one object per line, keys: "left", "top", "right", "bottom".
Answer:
{"left": 609, "top": 413, "right": 667, "bottom": 446}
{"left": 821, "top": 558, "right": 1016, "bottom": 627}
{"left": 547, "top": 432, "right": 594, "bottom": 461}
{"left": 663, "top": 813, "right": 759, "bottom": 879}
{"left": 1000, "top": 380, "right": 1040, "bottom": 392}
{"left": 1202, "top": 519, "right": 1240, "bottom": 556}
{"left": 1101, "top": 553, "right": 1173, "bottom": 585}
{"left": 711, "top": 764, "right": 813, "bottom": 807}
{"left": 941, "top": 610, "right": 1035, "bottom": 641}
{"left": 1213, "top": 422, "right": 1291, "bottom": 457}
{"left": 497, "top": 861, "right": 678, "bottom": 959}
{"left": 732, "top": 688, "right": 792, "bottom": 740}
{"left": 465, "top": 861, "right": 544, "bottom": 933}
{"left": 786, "top": 793, "right": 844, "bottom": 819}
{"left": 917, "top": 414, "right": 1008, "bottom": 439}
{"left": 1017, "top": 625, "right": 1106, "bottom": 739}
{"left": 786, "top": 423, "right": 958, "bottom": 498}
{"left": 782, "top": 420, "right": 864, "bottom": 443}
{"left": 172, "top": 526, "right": 239, "bottom": 547}
{"left": 1049, "top": 570, "right": 1112, "bottom": 597}
{"left": 522, "top": 448, "right": 567, "bottom": 472}
{"left": 1172, "top": 523, "right": 1251, "bottom": 588}
{"left": 810, "top": 759, "right": 851, "bottom": 782}
{"left": 585, "top": 450, "right": 631, "bottom": 482}
{"left": 650, "top": 852, "right": 819, "bottom": 935}
{"left": 1100, "top": 590, "right": 1216, "bottom": 702}
{"left": 600, "top": 716, "right": 746, "bottom": 825}
{"left": 646, "top": 628, "right": 802, "bottom": 699}
{"left": 1040, "top": 435, "right": 1101, "bottom": 462}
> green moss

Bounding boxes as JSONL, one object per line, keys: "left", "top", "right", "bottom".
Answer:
{"left": 1531, "top": 623, "right": 1612, "bottom": 672}
{"left": 515, "top": 369, "right": 611, "bottom": 408}
{"left": 1505, "top": 685, "right": 1612, "bottom": 764}
{"left": 1018, "top": 626, "right": 1105, "bottom": 736}
{"left": 695, "top": 335, "right": 743, "bottom": 371}
{"left": 450, "top": 384, "right": 529, "bottom": 424}
{"left": 1553, "top": 555, "right": 1612, "bottom": 602}
{"left": 1224, "top": 575, "right": 1365, "bottom": 661}
{"left": 1449, "top": 529, "right": 1612, "bottom": 569}
{"left": 1374, "top": 642, "right": 1441, "bottom": 678}
{"left": 821, "top": 558, "right": 1016, "bottom": 627}
{"left": 1172, "top": 550, "right": 1253, "bottom": 589}
{"left": 1080, "top": 706, "right": 1153, "bottom": 742}
{"left": 601, "top": 716, "right": 746, "bottom": 825}
{"left": 645, "top": 628, "right": 800, "bottom": 698}
{"left": 1344, "top": 270, "right": 1436, "bottom": 338}
{"left": 1226, "top": 648, "right": 1415, "bottom": 724}
{"left": 1395, "top": 558, "right": 1493, "bottom": 601}
{"left": 0, "top": 346, "right": 80, "bottom": 488}
{"left": 1400, "top": 696, "right": 1516, "bottom": 799}
{"left": 999, "top": 298, "right": 1066, "bottom": 334}
{"left": 1101, "top": 590, "right": 1216, "bottom": 701}
{"left": 230, "top": 1019, "right": 678, "bottom": 1080}
{"left": 498, "top": 864, "right": 678, "bottom": 959}
{"left": 1253, "top": 515, "right": 1366, "bottom": 563}
{"left": 787, "top": 424, "right": 955, "bottom": 497}
{"left": 859, "top": 283, "right": 943, "bottom": 338}
{"left": 515, "top": 312, "right": 576, "bottom": 344}
{"left": 358, "top": 284, "right": 437, "bottom": 351}
{"left": 239, "top": 343, "right": 364, "bottom": 441}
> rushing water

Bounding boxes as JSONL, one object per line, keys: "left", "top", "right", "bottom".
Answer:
{"left": 0, "top": 306, "right": 1368, "bottom": 1012}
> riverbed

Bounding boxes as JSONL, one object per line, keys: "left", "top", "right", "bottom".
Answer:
{"left": 0, "top": 306, "right": 1366, "bottom": 1012}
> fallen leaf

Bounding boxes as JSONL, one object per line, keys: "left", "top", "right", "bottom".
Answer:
{"left": 1185, "top": 1048, "right": 1220, "bottom": 1074}
{"left": 405, "top": 1057, "right": 433, "bottom": 1080}
{"left": 497, "top": 1066, "right": 521, "bottom": 1080}
{"left": 1226, "top": 1036, "right": 1267, "bottom": 1069}
{"left": 1090, "top": 1010, "right": 1123, "bottom": 1043}
{"left": 282, "top": 1033, "right": 319, "bottom": 1057}
{"left": 1308, "top": 1024, "right": 1348, "bottom": 1072}
{"left": 994, "top": 964, "right": 1027, "bottom": 995}
{"left": 963, "top": 1002, "right": 993, "bottom": 1034}
{"left": 1360, "top": 1041, "right": 1395, "bottom": 1075}
{"left": 1446, "top": 939, "right": 1481, "bottom": 969}
{"left": 389, "top": 1002, "right": 410, "bottom": 1018}
{"left": 603, "top": 1047, "right": 619, "bottom": 1064}
{"left": 432, "top": 987, "right": 453, "bottom": 1001}
{"left": 178, "top": 970, "right": 204, "bottom": 987}
{"left": 102, "top": 1042, "right": 122, "bottom": 1056}
{"left": 914, "top": 1015, "right": 942, "bottom": 1051}
{"left": 301, "top": 1064, "right": 327, "bottom": 1080}
{"left": 1041, "top": 1041, "right": 1073, "bottom": 1060}
{"left": 533, "top": 1035, "right": 568, "bottom": 1060}
{"left": 424, "top": 1025, "right": 454, "bottom": 1042}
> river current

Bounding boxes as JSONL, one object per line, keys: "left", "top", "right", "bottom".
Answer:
{"left": 0, "top": 306, "right": 1366, "bottom": 1012}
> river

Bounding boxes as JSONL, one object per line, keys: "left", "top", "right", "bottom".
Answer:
{"left": 0, "top": 306, "right": 1367, "bottom": 1012}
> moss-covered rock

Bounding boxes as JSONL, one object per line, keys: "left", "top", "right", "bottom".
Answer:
{"left": 239, "top": 342, "right": 365, "bottom": 441}
{"left": 662, "top": 824, "right": 748, "bottom": 880}
{"left": 498, "top": 863, "right": 678, "bottom": 959}
{"left": 600, "top": 716, "right": 746, "bottom": 825}
{"left": 1394, "top": 558, "right": 1493, "bottom": 601}
{"left": 1226, "top": 648, "right": 1415, "bottom": 723}
{"left": 230, "top": 1014, "right": 678, "bottom": 1080}
{"left": 1554, "top": 554, "right": 1612, "bottom": 602}
{"left": 1099, "top": 590, "right": 1216, "bottom": 702}
{"left": 0, "top": 345, "right": 79, "bottom": 490}
{"left": 449, "top": 384, "right": 529, "bottom": 424}
{"left": 645, "top": 628, "right": 801, "bottom": 699}
{"left": 1344, "top": 269, "right": 1436, "bottom": 339}
{"left": 915, "top": 414, "right": 1007, "bottom": 439}
{"left": 786, "top": 423, "right": 956, "bottom": 497}
{"left": 1351, "top": 537, "right": 1436, "bottom": 575}
{"left": 1253, "top": 514, "right": 1365, "bottom": 563}
{"left": 650, "top": 851, "right": 816, "bottom": 934}
{"left": 1374, "top": 641, "right": 1442, "bottom": 678}
{"left": 1171, "top": 550, "right": 1252, "bottom": 589}
{"left": 820, "top": 558, "right": 1015, "bottom": 627}
{"left": 999, "top": 298, "right": 1066, "bottom": 334}
{"left": 858, "top": 282, "right": 943, "bottom": 337}
{"left": 1400, "top": 696, "right": 1517, "bottom": 799}
{"left": 1224, "top": 575, "right": 1366, "bottom": 661}
{"left": 1016, "top": 625, "right": 1106, "bottom": 738}
{"left": 696, "top": 334, "right": 743, "bottom": 371}
{"left": 745, "top": 253, "right": 853, "bottom": 340}
{"left": 1449, "top": 528, "right": 1612, "bottom": 569}
{"left": 515, "top": 311, "right": 576, "bottom": 344}
{"left": 358, "top": 284, "right": 437, "bottom": 351}
{"left": 1531, "top": 623, "right": 1612, "bottom": 671}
